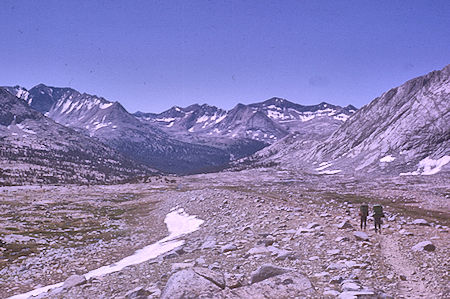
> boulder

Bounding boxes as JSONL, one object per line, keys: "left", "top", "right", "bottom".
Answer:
{"left": 246, "top": 246, "right": 270, "bottom": 256}
{"left": 341, "top": 281, "right": 361, "bottom": 292}
{"left": 337, "top": 220, "right": 353, "bottom": 229}
{"left": 339, "top": 290, "right": 375, "bottom": 298}
{"left": 327, "top": 249, "right": 341, "bottom": 256}
{"left": 160, "top": 268, "right": 223, "bottom": 299}
{"left": 193, "top": 267, "right": 226, "bottom": 289}
{"left": 62, "top": 274, "right": 86, "bottom": 290}
{"left": 257, "top": 237, "right": 275, "bottom": 247}
{"left": 295, "top": 227, "right": 313, "bottom": 234}
{"left": 223, "top": 271, "right": 316, "bottom": 298}
{"left": 125, "top": 287, "right": 151, "bottom": 299}
{"left": 330, "top": 275, "right": 345, "bottom": 284}
{"left": 250, "top": 264, "right": 292, "bottom": 284}
{"left": 171, "top": 262, "right": 195, "bottom": 272}
{"left": 326, "top": 262, "right": 346, "bottom": 270}
{"left": 275, "top": 250, "right": 297, "bottom": 261}
{"left": 224, "top": 273, "right": 245, "bottom": 289}
{"left": 335, "top": 236, "right": 350, "bottom": 242}
{"left": 353, "top": 231, "right": 369, "bottom": 241}
{"left": 221, "top": 243, "right": 237, "bottom": 253}
{"left": 324, "top": 289, "right": 340, "bottom": 296}
{"left": 412, "top": 219, "right": 430, "bottom": 226}
{"left": 307, "top": 222, "right": 320, "bottom": 229}
{"left": 412, "top": 241, "right": 436, "bottom": 252}
{"left": 201, "top": 240, "right": 217, "bottom": 250}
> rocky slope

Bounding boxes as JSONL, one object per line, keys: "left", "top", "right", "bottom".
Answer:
{"left": 252, "top": 65, "right": 450, "bottom": 177}
{"left": 0, "top": 88, "right": 153, "bottom": 185}
{"left": 5, "top": 85, "right": 230, "bottom": 174}
{"left": 135, "top": 98, "right": 355, "bottom": 161}
{"left": 1, "top": 169, "right": 448, "bottom": 298}
{"left": 5, "top": 84, "right": 355, "bottom": 175}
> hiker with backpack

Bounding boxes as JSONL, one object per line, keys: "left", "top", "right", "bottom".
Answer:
{"left": 359, "top": 204, "right": 369, "bottom": 230}
{"left": 373, "top": 205, "right": 385, "bottom": 233}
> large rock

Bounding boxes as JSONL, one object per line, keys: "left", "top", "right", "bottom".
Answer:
{"left": 223, "top": 271, "right": 316, "bottom": 298}
{"left": 295, "top": 227, "right": 313, "bottom": 234}
{"left": 221, "top": 243, "right": 238, "bottom": 253}
{"left": 307, "top": 222, "right": 320, "bottom": 229}
{"left": 412, "top": 241, "right": 436, "bottom": 252}
{"left": 250, "top": 264, "right": 292, "bottom": 284}
{"left": 224, "top": 273, "right": 245, "bottom": 289}
{"left": 62, "top": 274, "right": 86, "bottom": 290}
{"left": 160, "top": 268, "right": 224, "bottom": 299}
{"left": 353, "top": 231, "right": 369, "bottom": 241}
{"left": 275, "top": 250, "right": 297, "bottom": 261}
{"left": 193, "top": 267, "right": 226, "bottom": 289}
{"left": 341, "top": 281, "right": 361, "bottom": 291}
{"left": 201, "top": 238, "right": 217, "bottom": 250}
{"left": 125, "top": 287, "right": 151, "bottom": 299}
{"left": 337, "top": 220, "right": 353, "bottom": 229}
{"left": 246, "top": 246, "right": 271, "bottom": 256}
{"left": 338, "top": 290, "right": 376, "bottom": 298}
{"left": 171, "top": 262, "right": 195, "bottom": 272}
{"left": 412, "top": 219, "right": 430, "bottom": 226}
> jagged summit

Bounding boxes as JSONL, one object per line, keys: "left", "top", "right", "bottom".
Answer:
{"left": 3, "top": 84, "right": 230, "bottom": 174}
{"left": 3, "top": 82, "right": 357, "bottom": 174}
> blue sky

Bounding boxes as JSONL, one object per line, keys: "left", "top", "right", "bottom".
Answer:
{"left": 1, "top": 0, "right": 449, "bottom": 113}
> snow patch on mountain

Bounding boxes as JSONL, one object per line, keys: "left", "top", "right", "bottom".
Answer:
{"left": 380, "top": 155, "right": 396, "bottom": 163}
{"left": 99, "top": 102, "right": 113, "bottom": 109}
{"left": 400, "top": 155, "right": 450, "bottom": 176}
{"left": 318, "top": 169, "right": 342, "bottom": 175}
{"left": 315, "top": 162, "right": 333, "bottom": 171}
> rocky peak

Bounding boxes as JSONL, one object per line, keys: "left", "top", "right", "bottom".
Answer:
{"left": 305, "top": 64, "right": 450, "bottom": 175}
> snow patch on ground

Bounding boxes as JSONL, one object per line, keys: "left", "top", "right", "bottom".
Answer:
{"left": 400, "top": 155, "right": 450, "bottom": 176}
{"left": 380, "top": 155, "right": 396, "bottom": 163}
{"left": 9, "top": 208, "right": 203, "bottom": 299}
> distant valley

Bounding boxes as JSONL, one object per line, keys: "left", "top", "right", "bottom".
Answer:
{"left": 1, "top": 64, "right": 449, "bottom": 185}
{"left": 1, "top": 84, "right": 355, "bottom": 182}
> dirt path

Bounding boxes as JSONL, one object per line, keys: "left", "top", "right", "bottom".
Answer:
{"left": 379, "top": 233, "right": 433, "bottom": 299}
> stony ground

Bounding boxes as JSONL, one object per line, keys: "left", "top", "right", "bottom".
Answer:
{"left": 0, "top": 169, "right": 448, "bottom": 298}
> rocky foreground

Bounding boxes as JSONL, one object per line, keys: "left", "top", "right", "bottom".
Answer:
{"left": 0, "top": 169, "right": 449, "bottom": 298}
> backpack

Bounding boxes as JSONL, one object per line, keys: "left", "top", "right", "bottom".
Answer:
{"left": 360, "top": 204, "right": 369, "bottom": 216}
{"left": 373, "top": 205, "right": 383, "bottom": 216}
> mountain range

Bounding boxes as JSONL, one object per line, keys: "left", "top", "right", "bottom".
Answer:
{"left": 2, "top": 64, "right": 448, "bottom": 183}
{"left": 2, "top": 84, "right": 355, "bottom": 177}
